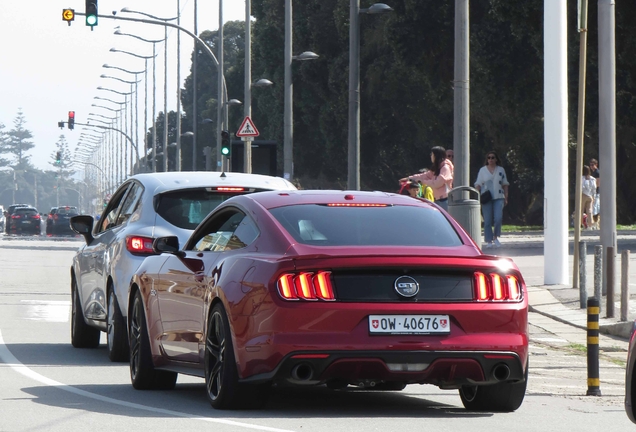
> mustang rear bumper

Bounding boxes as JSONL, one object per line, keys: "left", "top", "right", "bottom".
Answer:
{"left": 241, "top": 350, "right": 526, "bottom": 389}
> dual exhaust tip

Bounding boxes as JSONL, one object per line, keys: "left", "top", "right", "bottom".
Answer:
{"left": 291, "top": 361, "right": 511, "bottom": 383}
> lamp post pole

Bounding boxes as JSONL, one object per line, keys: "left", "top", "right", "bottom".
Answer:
{"left": 176, "top": 0, "right": 182, "bottom": 172}
{"left": 217, "top": 0, "right": 225, "bottom": 172}
{"left": 193, "top": 0, "right": 198, "bottom": 171}
{"left": 348, "top": 0, "right": 361, "bottom": 190}
{"left": 244, "top": 0, "right": 252, "bottom": 174}
{"left": 347, "top": 3, "right": 392, "bottom": 191}
{"left": 284, "top": 0, "right": 292, "bottom": 180}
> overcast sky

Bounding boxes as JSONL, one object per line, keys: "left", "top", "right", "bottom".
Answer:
{"left": 0, "top": 1, "right": 245, "bottom": 171}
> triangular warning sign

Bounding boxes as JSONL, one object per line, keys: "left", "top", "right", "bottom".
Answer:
{"left": 236, "top": 116, "right": 260, "bottom": 137}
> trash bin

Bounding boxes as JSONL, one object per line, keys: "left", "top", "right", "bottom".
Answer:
{"left": 447, "top": 186, "right": 481, "bottom": 249}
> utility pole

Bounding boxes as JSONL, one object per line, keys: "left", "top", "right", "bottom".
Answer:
{"left": 598, "top": 0, "right": 617, "bottom": 296}
{"left": 573, "top": 0, "right": 589, "bottom": 289}
{"left": 453, "top": 0, "right": 469, "bottom": 188}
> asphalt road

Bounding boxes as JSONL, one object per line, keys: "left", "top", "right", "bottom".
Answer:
{"left": 0, "top": 240, "right": 632, "bottom": 431}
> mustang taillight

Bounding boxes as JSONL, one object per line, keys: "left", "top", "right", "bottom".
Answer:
{"left": 126, "top": 235, "right": 155, "bottom": 255}
{"left": 474, "top": 272, "right": 522, "bottom": 302}
{"left": 277, "top": 271, "right": 335, "bottom": 301}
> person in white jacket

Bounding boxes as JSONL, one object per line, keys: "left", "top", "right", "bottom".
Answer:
{"left": 581, "top": 165, "right": 596, "bottom": 229}
{"left": 474, "top": 151, "right": 509, "bottom": 248}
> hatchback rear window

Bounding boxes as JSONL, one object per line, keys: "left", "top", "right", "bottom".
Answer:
{"left": 156, "top": 188, "right": 247, "bottom": 230}
{"left": 269, "top": 204, "right": 462, "bottom": 247}
{"left": 57, "top": 207, "right": 78, "bottom": 215}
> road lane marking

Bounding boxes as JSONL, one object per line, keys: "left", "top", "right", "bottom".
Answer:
{"left": 21, "top": 300, "right": 70, "bottom": 322}
{"left": 0, "top": 330, "right": 294, "bottom": 432}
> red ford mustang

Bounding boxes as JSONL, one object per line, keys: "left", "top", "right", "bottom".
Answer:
{"left": 127, "top": 190, "right": 528, "bottom": 411}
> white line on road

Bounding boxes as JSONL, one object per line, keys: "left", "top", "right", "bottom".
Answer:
{"left": 0, "top": 329, "right": 295, "bottom": 432}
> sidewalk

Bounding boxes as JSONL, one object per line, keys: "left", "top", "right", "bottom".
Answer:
{"left": 499, "top": 229, "right": 635, "bottom": 359}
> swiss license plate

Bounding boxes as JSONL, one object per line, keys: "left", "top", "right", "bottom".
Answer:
{"left": 369, "top": 315, "right": 450, "bottom": 335}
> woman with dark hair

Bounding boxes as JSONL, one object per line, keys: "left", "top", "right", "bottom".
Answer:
{"left": 474, "top": 151, "right": 509, "bottom": 248}
{"left": 399, "top": 146, "right": 454, "bottom": 211}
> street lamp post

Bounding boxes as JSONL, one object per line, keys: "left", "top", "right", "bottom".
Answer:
{"left": 119, "top": 8, "right": 178, "bottom": 173}
{"left": 347, "top": 2, "right": 393, "bottom": 190}
{"left": 109, "top": 48, "right": 157, "bottom": 173}
{"left": 114, "top": 31, "right": 164, "bottom": 172}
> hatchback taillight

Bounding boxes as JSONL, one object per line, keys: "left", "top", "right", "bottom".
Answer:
{"left": 277, "top": 271, "right": 335, "bottom": 301}
{"left": 474, "top": 272, "right": 522, "bottom": 302}
{"left": 125, "top": 236, "right": 155, "bottom": 255}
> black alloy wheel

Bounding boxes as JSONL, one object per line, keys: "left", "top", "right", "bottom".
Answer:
{"left": 107, "top": 288, "right": 130, "bottom": 362}
{"left": 129, "top": 290, "right": 177, "bottom": 390}
{"left": 70, "top": 278, "right": 100, "bottom": 348}
{"left": 204, "top": 303, "right": 269, "bottom": 409}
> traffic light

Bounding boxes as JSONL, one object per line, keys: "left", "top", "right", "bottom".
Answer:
{"left": 55, "top": 151, "right": 62, "bottom": 165}
{"left": 85, "top": 0, "right": 98, "bottom": 27}
{"left": 62, "top": 8, "right": 75, "bottom": 26}
{"left": 221, "top": 130, "right": 231, "bottom": 156}
{"left": 68, "top": 111, "right": 75, "bottom": 130}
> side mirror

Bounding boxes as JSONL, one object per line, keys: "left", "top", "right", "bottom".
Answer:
{"left": 153, "top": 236, "right": 181, "bottom": 255}
{"left": 70, "top": 215, "right": 94, "bottom": 244}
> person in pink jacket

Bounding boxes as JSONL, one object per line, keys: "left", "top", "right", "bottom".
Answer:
{"left": 399, "top": 146, "right": 454, "bottom": 211}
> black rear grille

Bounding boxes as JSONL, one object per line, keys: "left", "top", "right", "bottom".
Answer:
{"left": 333, "top": 272, "right": 474, "bottom": 302}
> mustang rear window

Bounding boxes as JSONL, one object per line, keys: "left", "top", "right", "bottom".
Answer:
{"left": 269, "top": 204, "right": 462, "bottom": 247}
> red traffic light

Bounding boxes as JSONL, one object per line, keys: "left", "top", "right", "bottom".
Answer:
{"left": 68, "top": 111, "right": 75, "bottom": 130}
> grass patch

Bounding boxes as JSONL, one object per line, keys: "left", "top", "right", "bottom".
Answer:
{"left": 567, "top": 343, "right": 587, "bottom": 353}
{"left": 501, "top": 225, "right": 543, "bottom": 232}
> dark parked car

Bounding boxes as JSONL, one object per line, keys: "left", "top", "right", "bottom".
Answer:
{"left": 127, "top": 190, "right": 528, "bottom": 411}
{"left": 6, "top": 206, "right": 41, "bottom": 235}
{"left": 4, "top": 204, "right": 29, "bottom": 233}
{"left": 47, "top": 206, "right": 78, "bottom": 235}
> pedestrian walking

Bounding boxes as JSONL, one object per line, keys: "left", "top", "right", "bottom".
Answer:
{"left": 589, "top": 158, "right": 600, "bottom": 229}
{"left": 399, "top": 146, "right": 454, "bottom": 211}
{"left": 474, "top": 151, "right": 509, "bottom": 248}
{"left": 581, "top": 165, "right": 596, "bottom": 230}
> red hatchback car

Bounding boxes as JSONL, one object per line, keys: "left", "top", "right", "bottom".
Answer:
{"left": 128, "top": 190, "right": 528, "bottom": 411}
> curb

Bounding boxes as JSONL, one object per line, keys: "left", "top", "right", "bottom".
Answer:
{"left": 529, "top": 304, "right": 632, "bottom": 341}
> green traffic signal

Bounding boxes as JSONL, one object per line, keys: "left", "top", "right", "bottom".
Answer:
{"left": 85, "top": 0, "right": 98, "bottom": 27}
{"left": 220, "top": 130, "right": 231, "bottom": 156}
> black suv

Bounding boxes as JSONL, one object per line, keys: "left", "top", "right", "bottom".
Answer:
{"left": 47, "top": 206, "right": 78, "bottom": 235}
{"left": 4, "top": 204, "right": 30, "bottom": 233}
{"left": 5, "top": 205, "right": 41, "bottom": 235}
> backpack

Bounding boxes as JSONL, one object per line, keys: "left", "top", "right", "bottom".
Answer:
{"left": 419, "top": 184, "right": 434, "bottom": 202}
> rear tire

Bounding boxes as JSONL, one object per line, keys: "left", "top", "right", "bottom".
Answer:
{"left": 205, "top": 303, "right": 269, "bottom": 409}
{"left": 129, "top": 290, "right": 177, "bottom": 390}
{"left": 71, "top": 279, "right": 100, "bottom": 348}
{"left": 459, "top": 365, "right": 528, "bottom": 412}
{"left": 107, "top": 288, "right": 129, "bottom": 362}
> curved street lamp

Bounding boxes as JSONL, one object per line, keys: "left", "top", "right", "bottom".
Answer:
{"left": 120, "top": 8, "right": 178, "bottom": 172}
{"left": 114, "top": 30, "right": 164, "bottom": 172}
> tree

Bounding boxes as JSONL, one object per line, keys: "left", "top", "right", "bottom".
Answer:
{"left": 2, "top": 109, "right": 35, "bottom": 169}
{"left": 50, "top": 135, "right": 74, "bottom": 180}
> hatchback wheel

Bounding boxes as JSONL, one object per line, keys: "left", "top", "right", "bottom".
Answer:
{"left": 107, "top": 288, "right": 129, "bottom": 362}
{"left": 71, "top": 279, "right": 100, "bottom": 348}
{"left": 459, "top": 366, "right": 528, "bottom": 412}
{"left": 205, "top": 304, "right": 269, "bottom": 409}
{"left": 129, "top": 290, "right": 177, "bottom": 390}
